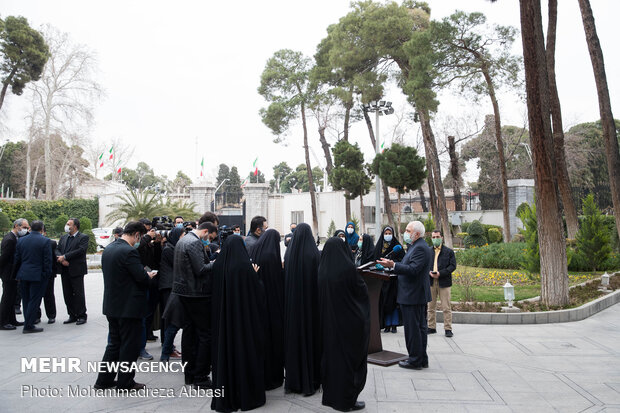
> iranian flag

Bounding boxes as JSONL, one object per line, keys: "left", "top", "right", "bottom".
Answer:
{"left": 381, "top": 141, "right": 385, "bottom": 153}
{"left": 117, "top": 167, "right": 122, "bottom": 174}
{"left": 98, "top": 152, "right": 104, "bottom": 167}
{"left": 108, "top": 146, "right": 114, "bottom": 160}
{"left": 253, "top": 157, "right": 258, "bottom": 176}
{"left": 200, "top": 157, "right": 204, "bottom": 177}
{"left": 241, "top": 178, "right": 249, "bottom": 188}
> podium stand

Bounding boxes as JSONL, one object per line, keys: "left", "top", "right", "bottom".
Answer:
{"left": 358, "top": 267, "right": 408, "bottom": 366}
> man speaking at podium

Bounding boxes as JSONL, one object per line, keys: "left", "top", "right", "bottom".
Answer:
{"left": 377, "top": 221, "right": 432, "bottom": 370}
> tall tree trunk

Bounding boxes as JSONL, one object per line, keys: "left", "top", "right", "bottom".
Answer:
{"left": 26, "top": 135, "right": 32, "bottom": 201}
{"left": 519, "top": 0, "right": 569, "bottom": 306}
{"left": 481, "top": 69, "right": 511, "bottom": 242}
{"left": 362, "top": 109, "right": 397, "bottom": 232}
{"left": 343, "top": 95, "right": 352, "bottom": 221}
{"left": 360, "top": 193, "right": 366, "bottom": 234}
{"left": 31, "top": 158, "right": 41, "bottom": 200}
{"left": 0, "top": 67, "right": 17, "bottom": 112}
{"left": 44, "top": 96, "right": 53, "bottom": 200}
{"left": 418, "top": 109, "right": 453, "bottom": 247}
{"left": 317, "top": 126, "right": 333, "bottom": 176}
{"left": 578, "top": 0, "right": 620, "bottom": 240}
{"left": 301, "top": 102, "right": 319, "bottom": 235}
{"left": 448, "top": 136, "right": 463, "bottom": 211}
{"left": 546, "top": 0, "right": 579, "bottom": 240}
{"left": 418, "top": 188, "right": 428, "bottom": 212}
{"left": 426, "top": 161, "right": 438, "bottom": 224}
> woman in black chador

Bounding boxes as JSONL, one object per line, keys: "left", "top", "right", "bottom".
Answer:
{"left": 211, "top": 235, "right": 266, "bottom": 412}
{"left": 375, "top": 226, "right": 405, "bottom": 333}
{"left": 250, "top": 229, "right": 285, "bottom": 390}
{"left": 283, "top": 223, "right": 321, "bottom": 396}
{"left": 355, "top": 233, "right": 375, "bottom": 267}
{"left": 318, "top": 237, "right": 370, "bottom": 412}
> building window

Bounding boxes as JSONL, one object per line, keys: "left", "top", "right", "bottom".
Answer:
{"left": 291, "top": 211, "right": 304, "bottom": 225}
{"left": 364, "top": 206, "right": 375, "bottom": 224}
{"left": 403, "top": 205, "right": 412, "bottom": 213}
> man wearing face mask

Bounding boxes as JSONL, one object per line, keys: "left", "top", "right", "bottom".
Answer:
{"left": 94, "top": 221, "right": 157, "bottom": 390}
{"left": 172, "top": 221, "right": 218, "bottom": 388}
{"left": 244, "top": 216, "right": 267, "bottom": 255}
{"left": 0, "top": 218, "right": 29, "bottom": 330}
{"left": 174, "top": 216, "right": 184, "bottom": 228}
{"left": 427, "top": 230, "right": 456, "bottom": 337}
{"left": 377, "top": 221, "right": 432, "bottom": 370}
{"left": 56, "top": 218, "right": 89, "bottom": 325}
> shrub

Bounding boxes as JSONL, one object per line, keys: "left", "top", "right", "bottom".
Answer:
{"left": 327, "top": 219, "right": 336, "bottom": 238}
{"left": 461, "top": 222, "right": 471, "bottom": 233}
{"left": 512, "top": 233, "right": 525, "bottom": 243}
{"left": 0, "top": 212, "right": 10, "bottom": 233}
{"left": 576, "top": 194, "right": 611, "bottom": 271}
{"left": 456, "top": 242, "right": 524, "bottom": 269}
{"left": 53, "top": 214, "right": 69, "bottom": 237}
{"left": 519, "top": 203, "right": 539, "bottom": 274}
{"left": 79, "top": 217, "right": 93, "bottom": 232}
{"left": 83, "top": 229, "right": 98, "bottom": 254}
{"left": 23, "top": 210, "right": 38, "bottom": 223}
{"left": 516, "top": 202, "right": 530, "bottom": 218}
{"left": 422, "top": 213, "right": 435, "bottom": 234}
{"left": 455, "top": 232, "right": 468, "bottom": 239}
{"left": 488, "top": 227, "right": 503, "bottom": 244}
{"left": 0, "top": 198, "right": 99, "bottom": 229}
{"left": 463, "top": 220, "right": 486, "bottom": 248}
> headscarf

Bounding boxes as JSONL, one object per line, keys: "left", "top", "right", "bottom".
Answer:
{"left": 373, "top": 225, "right": 403, "bottom": 260}
{"left": 356, "top": 234, "right": 375, "bottom": 266}
{"left": 166, "top": 227, "right": 184, "bottom": 247}
{"left": 333, "top": 229, "right": 345, "bottom": 238}
{"left": 344, "top": 221, "right": 360, "bottom": 247}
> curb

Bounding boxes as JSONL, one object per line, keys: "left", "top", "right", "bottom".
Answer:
{"left": 435, "top": 288, "right": 620, "bottom": 325}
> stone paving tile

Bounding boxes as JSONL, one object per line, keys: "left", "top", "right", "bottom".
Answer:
{"left": 2, "top": 272, "right": 620, "bottom": 412}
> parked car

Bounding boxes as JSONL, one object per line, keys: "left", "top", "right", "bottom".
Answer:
{"left": 92, "top": 227, "right": 115, "bottom": 250}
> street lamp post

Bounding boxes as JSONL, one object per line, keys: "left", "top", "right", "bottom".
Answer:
{"left": 213, "top": 178, "right": 229, "bottom": 212}
{"left": 362, "top": 100, "right": 394, "bottom": 240}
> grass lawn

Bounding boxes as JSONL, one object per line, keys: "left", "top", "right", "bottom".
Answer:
{"left": 450, "top": 266, "right": 607, "bottom": 302}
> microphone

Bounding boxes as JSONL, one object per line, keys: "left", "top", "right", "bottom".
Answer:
{"left": 384, "top": 245, "right": 403, "bottom": 259}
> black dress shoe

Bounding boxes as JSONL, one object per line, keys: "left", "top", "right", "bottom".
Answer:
{"left": 0, "top": 324, "right": 16, "bottom": 330}
{"left": 23, "top": 327, "right": 44, "bottom": 334}
{"left": 63, "top": 318, "right": 77, "bottom": 324}
{"left": 351, "top": 401, "right": 365, "bottom": 411}
{"left": 76, "top": 318, "right": 87, "bottom": 325}
{"left": 391, "top": 326, "right": 397, "bottom": 333}
{"left": 34, "top": 318, "right": 41, "bottom": 325}
{"left": 427, "top": 328, "right": 437, "bottom": 334}
{"left": 146, "top": 335, "right": 158, "bottom": 342}
{"left": 383, "top": 327, "right": 390, "bottom": 333}
{"left": 398, "top": 360, "right": 423, "bottom": 370}
{"left": 48, "top": 318, "right": 55, "bottom": 324}
{"left": 445, "top": 330, "right": 453, "bottom": 337}
{"left": 14, "top": 321, "right": 24, "bottom": 326}
{"left": 94, "top": 380, "right": 117, "bottom": 390}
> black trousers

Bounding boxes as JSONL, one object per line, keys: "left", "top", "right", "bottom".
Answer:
{"left": 20, "top": 278, "right": 48, "bottom": 330}
{"left": 0, "top": 276, "right": 18, "bottom": 326}
{"left": 145, "top": 282, "right": 159, "bottom": 336}
{"left": 61, "top": 273, "right": 87, "bottom": 319}
{"left": 158, "top": 288, "right": 171, "bottom": 340}
{"left": 38, "top": 276, "right": 57, "bottom": 320}
{"left": 400, "top": 304, "right": 428, "bottom": 365}
{"left": 96, "top": 316, "right": 142, "bottom": 389}
{"left": 180, "top": 296, "right": 211, "bottom": 382}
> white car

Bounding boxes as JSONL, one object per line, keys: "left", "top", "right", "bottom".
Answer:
{"left": 92, "top": 227, "right": 115, "bottom": 250}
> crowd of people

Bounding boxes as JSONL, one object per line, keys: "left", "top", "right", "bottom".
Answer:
{"left": 0, "top": 211, "right": 457, "bottom": 412}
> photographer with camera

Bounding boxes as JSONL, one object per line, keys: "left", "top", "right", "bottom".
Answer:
{"left": 172, "top": 221, "right": 218, "bottom": 388}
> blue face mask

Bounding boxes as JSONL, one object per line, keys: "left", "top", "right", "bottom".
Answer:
{"left": 134, "top": 242, "right": 141, "bottom": 248}
{"left": 357, "top": 241, "right": 363, "bottom": 249}
{"left": 384, "top": 234, "right": 393, "bottom": 243}
{"left": 176, "top": 223, "right": 183, "bottom": 228}
{"left": 403, "top": 232, "right": 412, "bottom": 244}
{"left": 202, "top": 239, "right": 210, "bottom": 246}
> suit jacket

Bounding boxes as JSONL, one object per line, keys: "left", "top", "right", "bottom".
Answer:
{"left": 14, "top": 231, "right": 52, "bottom": 282}
{"left": 393, "top": 237, "right": 432, "bottom": 305}
{"left": 429, "top": 245, "right": 456, "bottom": 288}
{"left": 0, "top": 231, "right": 18, "bottom": 281}
{"left": 101, "top": 238, "right": 151, "bottom": 319}
{"left": 49, "top": 240, "right": 58, "bottom": 278}
{"left": 56, "top": 232, "right": 89, "bottom": 277}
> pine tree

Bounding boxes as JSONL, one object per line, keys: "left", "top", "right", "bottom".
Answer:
{"left": 577, "top": 194, "right": 611, "bottom": 271}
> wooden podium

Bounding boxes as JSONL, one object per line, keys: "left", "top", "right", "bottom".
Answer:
{"left": 358, "top": 265, "right": 409, "bottom": 366}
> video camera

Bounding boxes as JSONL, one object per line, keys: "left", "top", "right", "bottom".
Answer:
{"left": 218, "top": 225, "right": 235, "bottom": 244}
{"left": 152, "top": 216, "right": 174, "bottom": 238}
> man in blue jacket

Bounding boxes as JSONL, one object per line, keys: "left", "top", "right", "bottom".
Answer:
{"left": 14, "top": 220, "right": 52, "bottom": 334}
{"left": 377, "top": 220, "right": 432, "bottom": 369}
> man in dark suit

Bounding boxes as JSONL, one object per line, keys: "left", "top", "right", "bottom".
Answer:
{"left": 56, "top": 217, "right": 89, "bottom": 325}
{"left": 378, "top": 220, "right": 432, "bottom": 369}
{"left": 0, "top": 218, "right": 29, "bottom": 330}
{"left": 428, "top": 229, "right": 456, "bottom": 337}
{"left": 37, "top": 227, "right": 58, "bottom": 324}
{"left": 94, "top": 221, "right": 156, "bottom": 390}
{"left": 14, "top": 220, "right": 52, "bottom": 334}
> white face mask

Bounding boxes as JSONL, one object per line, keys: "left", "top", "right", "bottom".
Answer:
{"left": 64, "top": 225, "right": 71, "bottom": 233}
{"left": 340, "top": 236, "right": 346, "bottom": 242}
{"left": 384, "top": 234, "right": 393, "bottom": 243}
{"left": 18, "top": 229, "right": 28, "bottom": 237}
{"left": 347, "top": 227, "right": 354, "bottom": 234}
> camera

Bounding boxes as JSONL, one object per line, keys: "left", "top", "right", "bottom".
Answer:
{"left": 218, "top": 225, "right": 235, "bottom": 243}
{"left": 152, "top": 216, "right": 174, "bottom": 238}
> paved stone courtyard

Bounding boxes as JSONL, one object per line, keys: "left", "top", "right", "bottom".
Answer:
{"left": 1, "top": 271, "right": 620, "bottom": 412}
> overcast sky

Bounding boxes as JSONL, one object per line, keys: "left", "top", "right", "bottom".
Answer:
{"left": 1, "top": 0, "right": 618, "bottom": 185}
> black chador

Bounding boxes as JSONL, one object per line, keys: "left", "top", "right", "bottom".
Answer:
{"left": 283, "top": 223, "right": 321, "bottom": 396}
{"left": 318, "top": 237, "right": 370, "bottom": 411}
{"left": 375, "top": 226, "right": 405, "bottom": 329}
{"left": 211, "top": 236, "right": 266, "bottom": 412}
{"left": 250, "top": 229, "right": 285, "bottom": 390}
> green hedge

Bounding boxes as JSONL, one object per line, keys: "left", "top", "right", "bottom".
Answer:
{"left": 0, "top": 199, "right": 98, "bottom": 238}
